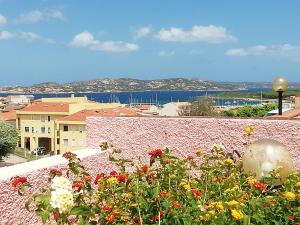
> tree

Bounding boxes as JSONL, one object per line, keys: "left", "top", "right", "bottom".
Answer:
{"left": 184, "top": 97, "right": 217, "bottom": 116}
{"left": 0, "top": 121, "right": 18, "bottom": 161}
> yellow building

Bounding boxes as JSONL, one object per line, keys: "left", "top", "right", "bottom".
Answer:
{"left": 16, "top": 96, "right": 123, "bottom": 154}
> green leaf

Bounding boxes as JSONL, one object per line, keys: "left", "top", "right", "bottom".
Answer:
{"left": 36, "top": 210, "right": 50, "bottom": 224}
{"left": 70, "top": 205, "right": 93, "bottom": 217}
{"left": 243, "top": 215, "right": 250, "bottom": 225}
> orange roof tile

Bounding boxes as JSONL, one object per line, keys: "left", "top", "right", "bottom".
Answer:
{"left": 136, "top": 105, "right": 151, "bottom": 110}
{"left": 20, "top": 102, "right": 69, "bottom": 113}
{"left": 61, "top": 108, "right": 138, "bottom": 121}
{"left": 0, "top": 110, "right": 16, "bottom": 121}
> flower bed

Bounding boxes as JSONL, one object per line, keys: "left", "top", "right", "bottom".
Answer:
{"left": 13, "top": 140, "right": 300, "bottom": 224}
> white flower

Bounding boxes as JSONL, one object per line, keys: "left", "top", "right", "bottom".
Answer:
{"left": 50, "top": 188, "right": 74, "bottom": 213}
{"left": 51, "top": 176, "right": 72, "bottom": 191}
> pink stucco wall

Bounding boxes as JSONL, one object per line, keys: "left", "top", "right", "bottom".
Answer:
{"left": 0, "top": 116, "right": 299, "bottom": 224}
{"left": 87, "top": 116, "right": 300, "bottom": 167}
{"left": 0, "top": 150, "right": 115, "bottom": 225}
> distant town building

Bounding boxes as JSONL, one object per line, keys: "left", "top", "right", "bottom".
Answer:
{"left": 7, "top": 95, "right": 34, "bottom": 105}
{"left": 16, "top": 96, "right": 125, "bottom": 154}
{"left": 159, "top": 102, "right": 191, "bottom": 116}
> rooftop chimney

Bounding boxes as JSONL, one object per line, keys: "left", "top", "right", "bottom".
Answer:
{"left": 295, "top": 94, "right": 300, "bottom": 109}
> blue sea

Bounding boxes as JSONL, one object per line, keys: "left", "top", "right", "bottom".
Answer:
{"left": 0, "top": 88, "right": 270, "bottom": 106}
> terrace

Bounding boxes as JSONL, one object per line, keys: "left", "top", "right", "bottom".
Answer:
{"left": 0, "top": 116, "right": 299, "bottom": 224}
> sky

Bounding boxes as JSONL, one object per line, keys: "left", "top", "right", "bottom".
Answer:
{"left": 1, "top": 0, "right": 300, "bottom": 85}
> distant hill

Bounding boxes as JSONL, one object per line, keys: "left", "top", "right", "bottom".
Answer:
{"left": 1, "top": 78, "right": 300, "bottom": 93}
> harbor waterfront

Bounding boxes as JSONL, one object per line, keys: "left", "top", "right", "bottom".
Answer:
{"left": 0, "top": 89, "right": 268, "bottom": 106}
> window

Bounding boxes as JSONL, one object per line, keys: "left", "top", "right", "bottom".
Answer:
{"left": 63, "top": 139, "right": 68, "bottom": 146}
{"left": 48, "top": 127, "right": 51, "bottom": 134}
{"left": 31, "top": 115, "right": 34, "bottom": 120}
{"left": 25, "top": 127, "right": 29, "bottom": 133}
{"left": 31, "top": 127, "right": 34, "bottom": 133}
{"left": 41, "top": 115, "right": 45, "bottom": 122}
{"left": 79, "top": 139, "right": 84, "bottom": 147}
{"left": 63, "top": 125, "right": 68, "bottom": 132}
{"left": 72, "top": 139, "right": 76, "bottom": 146}
{"left": 79, "top": 126, "right": 84, "bottom": 133}
{"left": 57, "top": 139, "right": 60, "bottom": 145}
{"left": 48, "top": 116, "right": 51, "bottom": 122}
{"left": 41, "top": 127, "right": 45, "bottom": 134}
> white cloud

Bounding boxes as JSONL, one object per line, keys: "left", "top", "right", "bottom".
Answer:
{"left": 158, "top": 50, "right": 175, "bottom": 57}
{"left": 0, "top": 31, "right": 14, "bottom": 40}
{"left": 225, "top": 44, "right": 300, "bottom": 59}
{"left": 0, "top": 14, "right": 7, "bottom": 26}
{"left": 69, "top": 31, "right": 139, "bottom": 53}
{"left": 0, "top": 30, "right": 55, "bottom": 43}
{"left": 155, "top": 25, "right": 237, "bottom": 43}
{"left": 132, "top": 26, "right": 152, "bottom": 39}
{"left": 14, "top": 9, "right": 65, "bottom": 24}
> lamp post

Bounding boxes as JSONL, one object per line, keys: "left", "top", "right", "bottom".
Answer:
{"left": 272, "top": 76, "right": 288, "bottom": 115}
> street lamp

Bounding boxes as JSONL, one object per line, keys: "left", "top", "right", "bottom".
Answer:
{"left": 242, "top": 139, "right": 293, "bottom": 185}
{"left": 272, "top": 76, "right": 288, "bottom": 115}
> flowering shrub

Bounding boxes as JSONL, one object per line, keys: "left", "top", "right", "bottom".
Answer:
{"left": 13, "top": 141, "right": 300, "bottom": 224}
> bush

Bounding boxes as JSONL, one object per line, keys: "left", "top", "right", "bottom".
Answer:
{"left": 13, "top": 141, "right": 300, "bottom": 224}
{"left": 187, "top": 97, "right": 217, "bottom": 116}
{"left": 0, "top": 121, "right": 18, "bottom": 161}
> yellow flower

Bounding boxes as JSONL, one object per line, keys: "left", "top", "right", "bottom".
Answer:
{"left": 170, "top": 174, "right": 176, "bottom": 179}
{"left": 208, "top": 210, "right": 216, "bottom": 216}
{"left": 196, "top": 149, "right": 203, "bottom": 157}
{"left": 226, "top": 200, "right": 239, "bottom": 208}
{"left": 295, "top": 181, "right": 300, "bottom": 187}
{"left": 247, "top": 176, "right": 258, "bottom": 186}
{"left": 284, "top": 192, "right": 296, "bottom": 201}
{"left": 216, "top": 202, "right": 224, "bottom": 212}
{"left": 231, "top": 209, "right": 243, "bottom": 220}
{"left": 244, "top": 125, "right": 254, "bottom": 135}
{"left": 107, "top": 177, "right": 118, "bottom": 184}
{"left": 183, "top": 184, "right": 191, "bottom": 190}
{"left": 224, "top": 159, "right": 234, "bottom": 165}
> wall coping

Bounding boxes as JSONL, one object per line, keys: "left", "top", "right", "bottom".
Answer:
{"left": 0, "top": 148, "right": 102, "bottom": 181}
{"left": 87, "top": 115, "right": 300, "bottom": 121}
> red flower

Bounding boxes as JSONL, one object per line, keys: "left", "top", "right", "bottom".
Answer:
{"left": 187, "top": 155, "right": 194, "bottom": 160}
{"left": 289, "top": 214, "right": 296, "bottom": 220}
{"left": 252, "top": 181, "right": 267, "bottom": 191}
{"left": 110, "top": 171, "right": 118, "bottom": 177}
{"left": 148, "top": 149, "right": 163, "bottom": 158}
{"left": 12, "top": 177, "right": 27, "bottom": 188}
{"left": 72, "top": 182, "right": 83, "bottom": 190}
{"left": 53, "top": 212, "right": 60, "bottom": 220}
{"left": 94, "top": 173, "right": 104, "bottom": 185}
{"left": 49, "top": 168, "right": 62, "bottom": 176}
{"left": 62, "top": 152, "right": 77, "bottom": 159}
{"left": 151, "top": 210, "right": 164, "bottom": 221}
{"left": 148, "top": 172, "right": 157, "bottom": 179}
{"left": 117, "top": 174, "right": 127, "bottom": 182}
{"left": 103, "top": 204, "right": 113, "bottom": 211}
{"left": 191, "top": 189, "right": 202, "bottom": 198}
{"left": 105, "top": 213, "right": 116, "bottom": 222}
{"left": 296, "top": 222, "right": 300, "bottom": 225}
{"left": 141, "top": 165, "right": 149, "bottom": 173}
{"left": 172, "top": 202, "right": 182, "bottom": 209}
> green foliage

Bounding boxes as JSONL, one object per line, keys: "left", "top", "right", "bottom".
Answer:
{"left": 222, "top": 104, "right": 277, "bottom": 118}
{"left": 187, "top": 97, "right": 217, "bottom": 116}
{"left": 0, "top": 121, "right": 18, "bottom": 161}
{"left": 14, "top": 141, "right": 300, "bottom": 225}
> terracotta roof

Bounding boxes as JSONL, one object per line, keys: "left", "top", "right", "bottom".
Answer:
{"left": 61, "top": 108, "right": 138, "bottom": 121}
{"left": 19, "top": 102, "right": 69, "bottom": 113}
{"left": 136, "top": 105, "right": 152, "bottom": 110}
{"left": 0, "top": 110, "right": 16, "bottom": 121}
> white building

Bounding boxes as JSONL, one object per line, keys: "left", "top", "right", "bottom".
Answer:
{"left": 159, "top": 102, "right": 191, "bottom": 116}
{"left": 7, "top": 95, "right": 34, "bottom": 105}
